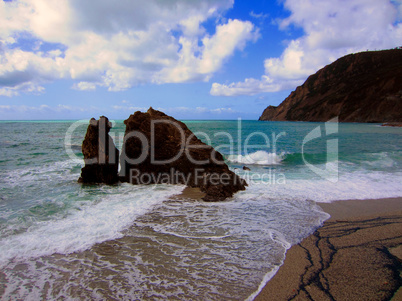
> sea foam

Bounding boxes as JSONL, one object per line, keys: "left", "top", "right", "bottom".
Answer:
{"left": 0, "top": 183, "right": 183, "bottom": 265}
{"left": 227, "top": 150, "right": 285, "bottom": 165}
{"left": 239, "top": 168, "right": 402, "bottom": 203}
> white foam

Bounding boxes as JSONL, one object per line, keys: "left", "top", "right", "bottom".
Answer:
{"left": 268, "top": 230, "right": 292, "bottom": 249}
{"left": 0, "top": 184, "right": 184, "bottom": 265}
{"left": 227, "top": 151, "right": 285, "bottom": 165}
{"left": 158, "top": 230, "right": 231, "bottom": 239}
{"left": 2, "top": 159, "right": 84, "bottom": 187}
{"left": 1, "top": 179, "right": 329, "bottom": 300}
{"left": 362, "top": 152, "right": 397, "bottom": 168}
{"left": 245, "top": 265, "right": 282, "bottom": 301}
{"left": 242, "top": 169, "right": 402, "bottom": 203}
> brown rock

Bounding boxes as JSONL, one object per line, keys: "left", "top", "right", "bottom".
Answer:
{"left": 258, "top": 106, "right": 277, "bottom": 121}
{"left": 79, "top": 116, "right": 119, "bottom": 184}
{"left": 259, "top": 48, "right": 402, "bottom": 122}
{"left": 382, "top": 122, "right": 402, "bottom": 127}
{"left": 119, "top": 107, "right": 247, "bottom": 201}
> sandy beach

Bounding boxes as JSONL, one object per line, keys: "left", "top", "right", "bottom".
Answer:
{"left": 174, "top": 190, "right": 402, "bottom": 300}
{"left": 255, "top": 197, "right": 402, "bottom": 301}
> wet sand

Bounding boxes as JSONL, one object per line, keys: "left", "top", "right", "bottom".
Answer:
{"left": 171, "top": 186, "right": 206, "bottom": 200}
{"left": 255, "top": 197, "right": 402, "bottom": 301}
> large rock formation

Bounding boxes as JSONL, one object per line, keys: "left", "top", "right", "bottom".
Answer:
{"left": 120, "top": 108, "right": 247, "bottom": 201}
{"left": 79, "top": 116, "right": 120, "bottom": 184}
{"left": 259, "top": 48, "right": 402, "bottom": 122}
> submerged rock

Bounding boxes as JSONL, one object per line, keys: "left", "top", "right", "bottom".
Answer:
{"left": 120, "top": 107, "right": 247, "bottom": 201}
{"left": 79, "top": 116, "right": 119, "bottom": 184}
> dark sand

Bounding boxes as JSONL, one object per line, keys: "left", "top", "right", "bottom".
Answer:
{"left": 255, "top": 197, "right": 402, "bottom": 301}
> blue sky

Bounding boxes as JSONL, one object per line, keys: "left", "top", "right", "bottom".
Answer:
{"left": 0, "top": 0, "right": 401, "bottom": 120}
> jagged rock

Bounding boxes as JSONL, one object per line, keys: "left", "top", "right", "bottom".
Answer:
{"left": 243, "top": 166, "right": 251, "bottom": 171}
{"left": 79, "top": 116, "right": 119, "bottom": 184}
{"left": 120, "top": 107, "right": 247, "bottom": 201}
{"left": 259, "top": 48, "right": 402, "bottom": 122}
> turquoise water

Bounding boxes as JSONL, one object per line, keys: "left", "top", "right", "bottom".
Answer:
{"left": 0, "top": 120, "right": 401, "bottom": 300}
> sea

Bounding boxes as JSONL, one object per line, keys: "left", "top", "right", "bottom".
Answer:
{"left": 0, "top": 119, "right": 401, "bottom": 300}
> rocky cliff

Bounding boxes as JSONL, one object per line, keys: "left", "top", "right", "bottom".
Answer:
{"left": 259, "top": 48, "right": 402, "bottom": 122}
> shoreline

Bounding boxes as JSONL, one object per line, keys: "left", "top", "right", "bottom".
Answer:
{"left": 171, "top": 188, "right": 402, "bottom": 299}
{"left": 254, "top": 197, "right": 402, "bottom": 300}
{"left": 173, "top": 188, "right": 402, "bottom": 299}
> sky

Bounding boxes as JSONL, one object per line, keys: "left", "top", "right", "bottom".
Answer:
{"left": 0, "top": 0, "right": 401, "bottom": 120}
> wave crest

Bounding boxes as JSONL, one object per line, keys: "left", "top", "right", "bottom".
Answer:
{"left": 227, "top": 151, "right": 285, "bottom": 165}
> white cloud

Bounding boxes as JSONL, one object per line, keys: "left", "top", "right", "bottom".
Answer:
{"left": 111, "top": 104, "right": 238, "bottom": 116}
{"left": 210, "top": 107, "right": 235, "bottom": 114}
{"left": 0, "top": 0, "right": 259, "bottom": 95}
{"left": 0, "top": 103, "right": 238, "bottom": 119}
{"left": 0, "top": 103, "right": 104, "bottom": 119}
{"left": 156, "top": 19, "right": 259, "bottom": 83}
{"left": 72, "top": 82, "right": 97, "bottom": 91}
{"left": 112, "top": 105, "right": 148, "bottom": 112}
{"left": 0, "top": 104, "right": 87, "bottom": 113}
{"left": 158, "top": 106, "right": 239, "bottom": 116}
{"left": 211, "top": 76, "right": 282, "bottom": 96}
{"left": 0, "top": 89, "right": 17, "bottom": 97}
{"left": 249, "top": 11, "right": 269, "bottom": 20}
{"left": 211, "top": 0, "right": 402, "bottom": 96}
{"left": 200, "top": 19, "right": 259, "bottom": 74}
{"left": 0, "top": 81, "right": 45, "bottom": 97}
